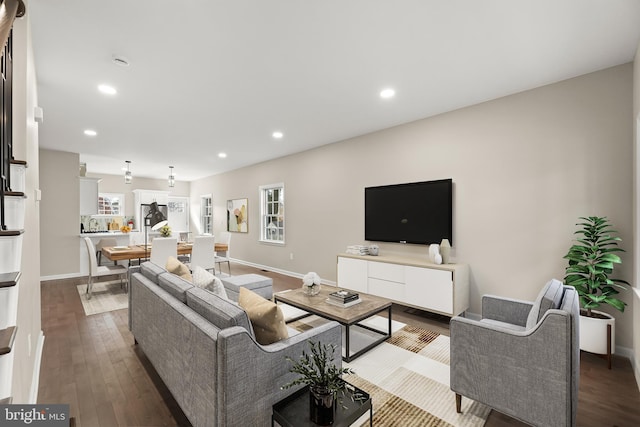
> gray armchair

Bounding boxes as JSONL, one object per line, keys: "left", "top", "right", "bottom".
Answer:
{"left": 450, "top": 279, "right": 580, "bottom": 427}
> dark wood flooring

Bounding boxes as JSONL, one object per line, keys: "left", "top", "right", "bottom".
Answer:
{"left": 38, "top": 263, "right": 640, "bottom": 426}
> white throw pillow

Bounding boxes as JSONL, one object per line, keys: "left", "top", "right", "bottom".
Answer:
{"left": 192, "top": 266, "right": 228, "bottom": 299}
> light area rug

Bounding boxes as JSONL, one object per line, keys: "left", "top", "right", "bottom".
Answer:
{"left": 282, "top": 306, "right": 489, "bottom": 427}
{"left": 76, "top": 280, "right": 128, "bottom": 316}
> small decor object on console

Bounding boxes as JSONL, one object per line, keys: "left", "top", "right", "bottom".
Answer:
{"left": 368, "top": 244, "right": 379, "bottom": 256}
{"left": 428, "top": 243, "right": 440, "bottom": 263}
{"left": 440, "top": 239, "right": 451, "bottom": 264}
{"left": 302, "top": 272, "right": 321, "bottom": 296}
{"left": 282, "top": 341, "right": 355, "bottom": 426}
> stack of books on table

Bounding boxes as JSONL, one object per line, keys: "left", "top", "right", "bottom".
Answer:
{"left": 326, "top": 290, "right": 361, "bottom": 307}
{"left": 346, "top": 245, "right": 369, "bottom": 256}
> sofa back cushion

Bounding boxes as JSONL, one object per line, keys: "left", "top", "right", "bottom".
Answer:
{"left": 157, "top": 272, "right": 195, "bottom": 303}
{"left": 141, "top": 261, "right": 166, "bottom": 282}
{"left": 186, "top": 286, "right": 254, "bottom": 336}
{"left": 526, "top": 278, "right": 565, "bottom": 328}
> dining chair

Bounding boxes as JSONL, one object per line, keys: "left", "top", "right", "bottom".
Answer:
{"left": 215, "top": 232, "right": 232, "bottom": 275}
{"left": 189, "top": 235, "right": 216, "bottom": 273}
{"left": 84, "top": 237, "right": 128, "bottom": 300}
{"left": 95, "top": 237, "right": 117, "bottom": 265}
{"left": 150, "top": 237, "right": 178, "bottom": 267}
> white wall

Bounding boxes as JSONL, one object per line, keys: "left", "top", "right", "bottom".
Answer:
{"left": 191, "top": 64, "right": 635, "bottom": 348}
{"left": 632, "top": 41, "right": 640, "bottom": 387}
{"left": 10, "top": 9, "right": 43, "bottom": 403}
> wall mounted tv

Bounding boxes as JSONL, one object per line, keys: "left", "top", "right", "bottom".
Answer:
{"left": 365, "top": 179, "right": 453, "bottom": 245}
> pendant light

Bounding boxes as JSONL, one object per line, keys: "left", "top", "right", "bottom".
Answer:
{"left": 124, "top": 160, "right": 132, "bottom": 184}
{"left": 168, "top": 166, "right": 175, "bottom": 188}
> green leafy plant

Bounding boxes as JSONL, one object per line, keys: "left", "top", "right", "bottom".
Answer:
{"left": 563, "top": 216, "right": 630, "bottom": 316}
{"left": 159, "top": 224, "right": 172, "bottom": 237}
{"left": 282, "top": 341, "right": 354, "bottom": 398}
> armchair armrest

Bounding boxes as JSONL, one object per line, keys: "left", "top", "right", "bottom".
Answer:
{"left": 481, "top": 295, "right": 533, "bottom": 327}
{"left": 217, "top": 321, "right": 342, "bottom": 426}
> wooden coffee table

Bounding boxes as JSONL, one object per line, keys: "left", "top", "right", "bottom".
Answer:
{"left": 274, "top": 287, "right": 392, "bottom": 362}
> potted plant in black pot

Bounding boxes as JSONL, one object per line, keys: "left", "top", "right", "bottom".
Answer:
{"left": 282, "top": 341, "right": 354, "bottom": 426}
{"left": 563, "top": 216, "right": 630, "bottom": 357}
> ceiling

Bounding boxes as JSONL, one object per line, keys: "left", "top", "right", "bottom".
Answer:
{"left": 28, "top": 0, "right": 640, "bottom": 182}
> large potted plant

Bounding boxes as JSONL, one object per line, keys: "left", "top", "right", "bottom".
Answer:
{"left": 563, "top": 216, "right": 630, "bottom": 355}
{"left": 282, "top": 341, "right": 354, "bottom": 426}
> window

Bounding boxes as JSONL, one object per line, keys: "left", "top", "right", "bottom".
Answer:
{"left": 201, "top": 195, "right": 212, "bottom": 234}
{"left": 98, "top": 193, "right": 124, "bottom": 215}
{"left": 260, "top": 183, "right": 284, "bottom": 244}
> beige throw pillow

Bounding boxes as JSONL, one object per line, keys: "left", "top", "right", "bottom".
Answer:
{"left": 192, "top": 266, "right": 228, "bottom": 299}
{"left": 238, "top": 287, "right": 288, "bottom": 345}
{"left": 166, "top": 256, "right": 193, "bottom": 282}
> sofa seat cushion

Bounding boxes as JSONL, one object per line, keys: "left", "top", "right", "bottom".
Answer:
{"left": 221, "top": 274, "right": 273, "bottom": 302}
{"left": 186, "top": 286, "right": 254, "bottom": 335}
{"left": 238, "top": 287, "right": 288, "bottom": 345}
{"left": 480, "top": 318, "right": 526, "bottom": 332}
{"left": 166, "top": 256, "right": 193, "bottom": 282}
{"left": 192, "top": 266, "right": 228, "bottom": 299}
{"left": 157, "top": 272, "right": 194, "bottom": 303}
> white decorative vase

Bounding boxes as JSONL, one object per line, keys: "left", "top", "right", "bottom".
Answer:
{"left": 428, "top": 244, "right": 440, "bottom": 263}
{"left": 579, "top": 310, "right": 615, "bottom": 355}
{"left": 439, "top": 239, "right": 451, "bottom": 264}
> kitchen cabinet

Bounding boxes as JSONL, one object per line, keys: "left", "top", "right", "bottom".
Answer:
{"left": 79, "top": 177, "right": 101, "bottom": 215}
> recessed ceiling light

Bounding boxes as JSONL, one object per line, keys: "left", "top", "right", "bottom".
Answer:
{"left": 84, "top": 129, "right": 97, "bottom": 136}
{"left": 272, "top": 131, "right": 284, "bottom": 139}
{"left": 380, "top": 88, "right": 396, "bottom": 99}
{"left": 98, "top": 84, "right": 117, "bottom": 95}
{"left": 218, "top": 152, "right": 227, "bottom": 158}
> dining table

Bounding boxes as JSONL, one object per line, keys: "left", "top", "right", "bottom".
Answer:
{"left": 101, "top": 242, "right": 228, "bottom": 263}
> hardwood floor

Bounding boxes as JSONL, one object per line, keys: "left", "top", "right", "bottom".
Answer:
{"left": 39, "top": 263, "right": 640, "bottom": 426}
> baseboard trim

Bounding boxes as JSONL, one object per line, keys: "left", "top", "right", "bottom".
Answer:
{"left": 40, "top": 272, "right": 84, "bottom": 281}
{"left": 231, "top": 258, "right": 337, "bottom": 286}
{"left": 28, "top": 331, "right": 44, "bottom": 404}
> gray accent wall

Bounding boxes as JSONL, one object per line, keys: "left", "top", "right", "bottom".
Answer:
{"left": 190, "top": 63, "right": 635, "bottom": 348}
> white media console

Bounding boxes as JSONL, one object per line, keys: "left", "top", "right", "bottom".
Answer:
{"left": 336, "top": 253, "right": 469, "bottom": 317}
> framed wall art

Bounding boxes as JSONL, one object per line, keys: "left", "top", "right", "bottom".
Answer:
{"left": 227, "top": 198, "right": 248, "bottom": 233}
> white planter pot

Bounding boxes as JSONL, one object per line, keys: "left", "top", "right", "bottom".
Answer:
{"left": 579, "top": 310, "right": 615, "bottom": 355}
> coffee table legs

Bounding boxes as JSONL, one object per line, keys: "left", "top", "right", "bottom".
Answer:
{"left": 343, "top": 305, "right": 392, "bottom": 362}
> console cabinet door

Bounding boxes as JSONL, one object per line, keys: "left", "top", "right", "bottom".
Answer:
{"left": 405, "top": 266, "right": 453, "bottom": 315}
{"left": 337, "top": 257, "right": 368, "bottom": 292}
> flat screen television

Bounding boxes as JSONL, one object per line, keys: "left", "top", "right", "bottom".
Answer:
{"left": 365, "top": 179, "right": 452, "bottom": 245}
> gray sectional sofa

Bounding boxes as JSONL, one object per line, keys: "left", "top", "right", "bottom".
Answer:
{"left": 128, "top": 262, "right": 342, "bottom": 427}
